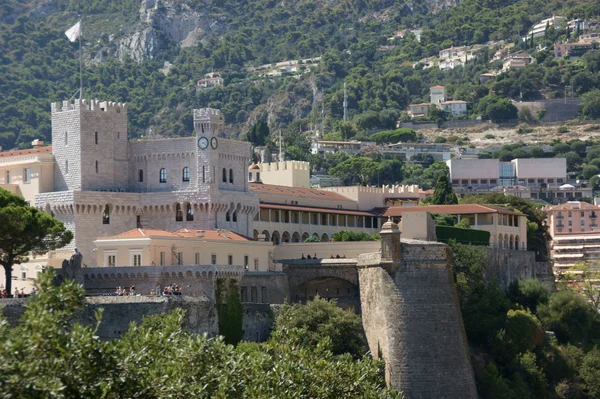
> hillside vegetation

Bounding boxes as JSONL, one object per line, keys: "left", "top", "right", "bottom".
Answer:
{"left": 1, "top": 0, "right": 600, "bottom": 151}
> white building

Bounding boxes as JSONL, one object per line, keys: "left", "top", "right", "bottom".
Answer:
{"left": 441, "top": 100, "right": 468, "bottom": 117}
{"left": 527, "top": 15, "right": 567, "bottom": 39}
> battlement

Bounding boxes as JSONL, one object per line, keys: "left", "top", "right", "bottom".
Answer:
{"left": 193, "top": 108, "right": 222, "bottom": 122}
{"left": 260, "top": 160, "right": 310, "bottom": 172}
{"left": 51, "top": 99, "right": 127, "bottom": 114}
{"left": 324, "top": 184, "right": 421, "bottom": 195}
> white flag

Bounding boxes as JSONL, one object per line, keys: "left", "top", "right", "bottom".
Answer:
{"left": 65, "top": 21, "right": 81, "bottom": 42}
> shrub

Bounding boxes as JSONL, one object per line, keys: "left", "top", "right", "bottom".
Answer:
{"left": 485, "top": 134, "right": 496, "bottom": 139}
{"left": 436, "top": 225, "right": 490, "bottom": 246}
{"left": 558, "top": 126, "right": 569, "bottom": 133}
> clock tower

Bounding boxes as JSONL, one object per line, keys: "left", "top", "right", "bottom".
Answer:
{"left": 194, "top": 108, "right": 222, "bottom": 187}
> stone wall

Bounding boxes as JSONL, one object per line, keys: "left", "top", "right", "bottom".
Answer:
{"left": 0, "top": 296, "right": 218, "bottom": 340}
{"left": 486, "top": 248, "right": 536, "bottom": 289}
{"left": 240, "top": 272, "right": 289, "bottom": 304}
{"left": 514, "top": 98, "right": 581, "bottom": 122}
{"left": 242, "top": 303, "right": 277, "bottom": 342}
{"left": 358, "top": 240, "right": 477, "bottom": 399}
{"left": 1, "top": 296, "right": 274, "bottom": 343}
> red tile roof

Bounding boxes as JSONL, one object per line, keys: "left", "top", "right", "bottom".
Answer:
{"left": 112, "top": 228, "right": 250, "bottom": 241}
{"left": 0, "top": 146, "right": 52, "bottom": 158}
{"left": 259, "top": 202, "right": 376, "bottom": 217}
{"left": 546, "top": 201, "right": 600, "bottom": 211}
{"left": 381, "top": 204, "right": 524, "bottom": 217}
{"left": 249, "top": 183, "right": 353, "bottom": 202}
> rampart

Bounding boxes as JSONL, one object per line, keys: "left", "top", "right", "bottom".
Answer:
{"left": 358, "top": 239, "right": 477, "bottom": 398}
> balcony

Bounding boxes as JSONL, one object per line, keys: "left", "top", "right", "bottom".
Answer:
{"left": 556, "top": 215, "right": 564, "bottom": 219}
{"left": 591, "top": 213, "right": 597, "bottom": 219}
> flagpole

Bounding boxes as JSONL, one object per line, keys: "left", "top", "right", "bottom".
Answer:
{"left": 79, "top": 16, "right": 83, "bottom": 100}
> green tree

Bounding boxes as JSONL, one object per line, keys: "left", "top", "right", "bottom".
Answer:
{"left": 0, "top": 188, "right": 73, "bottom": 294}
{"left": 477, "top": 95, "right": 518, "bottom": 122}
{"left": 580, "top": 348, "right": 600, "bottom": 398}
{"left": 507, "top": 279, "right": 550, "bottom": 313}
{"left": 330, "top": 157, "right": 381, "bottom": 185}
{"left": 246, "top": 119, "right": 270, "bottom": 147}
{"left": 581, "top": 89, "right": 600, "bottom": 119}
{"left": 431, "top": 175, "right": 458, "bottom": 205}
{"left": 332, "top": 231, "right": 378, "bottom": 241}
{"left": 272, "top": 297, "right": 366, "bottom": 358}
{"left": 583, "top": 165, "right": 600, "bottom": 180}
{"left": 216, "top": 278, "right": 244, "bottom": 345}
{"left": 538, "top": 290, "right": 600, "bottom": 346}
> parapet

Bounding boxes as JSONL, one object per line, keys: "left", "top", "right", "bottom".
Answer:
{"left": 51, "top": 99, "right": 127, "bottom": 114}
{"left": 261, "top": 160, "right": 310, "bottom": 172}
{"left": 193, "top": 108, "right": 222, "bottom": 122}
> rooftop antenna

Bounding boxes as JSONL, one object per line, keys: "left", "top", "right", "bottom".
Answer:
{"left": 279, "top": 129, "right": 283, "bottom": 161}
{"left": 343, "top": 81, "right": 348, "bottom": 122}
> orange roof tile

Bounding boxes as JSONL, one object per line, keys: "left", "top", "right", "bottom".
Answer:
{"left": 174, "top": 228, "right": 250, "bottom": 241}
{"left": 0, "top": 146, "right": 52, "bottom": 158}
{"left": 382, "top": 204, "right": 523, "bottom": 217}
{"left": 259, "top": 203, "right": 376, "bottom": 217}
{"left": 249, "top": 183, "right": 353, "bottom": 202}
{"left": 111, "top": 228, "right": 251, "bottom": 241}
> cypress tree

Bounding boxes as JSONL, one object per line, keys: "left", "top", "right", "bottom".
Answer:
{"left": 431, "top": 175, "right": 458, "bottom": 205}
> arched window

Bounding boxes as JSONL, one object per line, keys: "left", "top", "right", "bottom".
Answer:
{"left": 229, "top": 169, "right": 234, "bottom": 183}
{"left": 94, "top": 132, "right": 98, "bottom": 145}
{"left": 102, "top": 205, "right": 110, "bottom": 225}
{"left": 186, "top": 203, "right": 193, "bottom": 221}
{"left": 64, "top": 131, "right": 68, "bottom": 146}
{"left": 222, "top": 168, "right": 227, "bottom": 183}
{"left": 138, "top": 169, "right": 144, "bottom": 182}
{"left": 202, "top": 166, "right": 206, "bottom": 183}
{"left": 65, "top": 160, "right": 69, "bottom": 174}
{"left": 159, "top": 168, "right": 167, "bottom": 183}
{"left": 95, "top": 160, "right": 99, "bottom": 173}
{"left": 182, "top": 167, "right": 190, "bottom": 182}
{"left": 175, "top": 203, "right": 183, "bottom": 222}
{"left": 226, "top": 211, "right": 231, "bottom": 222}
{"left": 232, "top": 211, "right": 237, "bottom": 222}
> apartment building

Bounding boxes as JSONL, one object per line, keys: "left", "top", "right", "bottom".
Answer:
{"left": 544, "top": 202, "right": 600, "bottom": 272}
{"left": 446, "top": 158, "right": 591, "bottom": 203}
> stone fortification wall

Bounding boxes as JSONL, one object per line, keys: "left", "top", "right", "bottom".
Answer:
{"left": 0, "top": 296, "right": 218, "bottom": 340}
{"left": 486, "top": 248, "right": 536, "bottom": 289}
{"left": 129, "top": 137, "right": 197, "bottom": 192}
{"left": 242, "top": 303, "right": 277, "bottom": 342}
{"left": 77, "top": 264, "right": 243, "bottom": 299}
{"left": 240, "top": 272, "right": 289, "bottom": 304}
{"left": 1, "top": 296, "right": 274, "bottom": 343}
{"left": 358, "top": 240, "right": 477, "bottom": 399}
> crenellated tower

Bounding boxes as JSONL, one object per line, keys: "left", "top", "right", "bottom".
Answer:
{"left": 194, "top": 108, "right": 223, "bottom": 188}
{"left": 51, "top": 99, "right": 128, "bottom": 192}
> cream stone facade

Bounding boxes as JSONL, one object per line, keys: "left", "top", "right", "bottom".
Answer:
{"left": 258, "top": 161, "right": 310, "bottom": 188}
{"left": 94, "top": 228, "right": 273, "bottom": 271}
{"left": 0, "top": 142, "right": 55, "bottom": 205}
{"left": 383, "top": 204, "right": 528, "bottom": 250}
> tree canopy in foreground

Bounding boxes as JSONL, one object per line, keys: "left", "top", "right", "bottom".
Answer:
{"left": 0, "top": 270, "right": 400, "bottom": 398}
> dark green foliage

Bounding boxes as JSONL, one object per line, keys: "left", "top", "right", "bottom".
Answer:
{"left": 582, "top": 90, "right": 600, "bottom": 119}
{"left": 507, "top": 279, "right": 550, "bottom": 313}
{"left": 0, "top": 270, "right": 399, "bottom": 397}
{"left": 0, "top": 188, "right": 73, "bottom": 294}
{"left": 477, "top": 95, "right": 518, "bottom": 122}
{"left": 431, "top": 175, "right": 458, "bottom": 205}
{"left": 272, "top": 297, "right": 366, "bottom": 359}
{"left": 369, "top": 128, "right": 416, "bottom": 145}
{"left": 331, "top": 230, "right": 378, "bottom": 242}
{"left": 580, "top": 348, "right": 600, "bottom": 398}
{"left": 436, "top": 226, "right": 490, "bottom": 246}
{"left": 216, "top": 278, "right": 244, "bottom": 345}
{"left": 246, "top": 119, "right": 270, "bottom": 147}
{"left": 537, "top": 290, "right": 600, "bottom": 346}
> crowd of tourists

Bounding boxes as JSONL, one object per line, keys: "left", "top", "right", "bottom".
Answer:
{"left": 1, "top": 287, "right": 36, "bottom": 298}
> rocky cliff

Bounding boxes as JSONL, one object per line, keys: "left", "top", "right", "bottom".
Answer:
{"left": 116, "top": 0, "right": 226, "bottom": 61}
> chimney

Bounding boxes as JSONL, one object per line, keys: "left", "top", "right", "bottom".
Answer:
{"left": 196, "top": 230, "right": 205, "bottom": 239}
{"left": 31, "top": 139, "right": 44, "bottom": 147}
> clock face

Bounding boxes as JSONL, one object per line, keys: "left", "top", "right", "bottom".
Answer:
{"left": 198, "top": 136, "right": 209, "bottom": 150}
{"left": 211, "top": 137, "right": 219, "bottom": 149}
